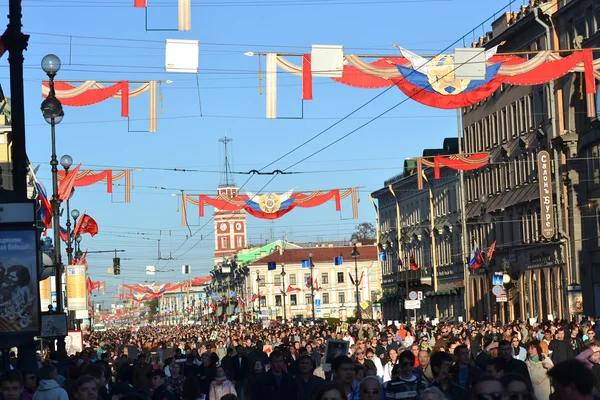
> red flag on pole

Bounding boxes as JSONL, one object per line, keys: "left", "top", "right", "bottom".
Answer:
{"left": 73, "top": 212, "right": 99, "bottom": 237}
{"left": 487, "top": 241, "right": 497, "bottom": 262}
{"left": 58, "top": 164, "right": 81, "bottom": 201}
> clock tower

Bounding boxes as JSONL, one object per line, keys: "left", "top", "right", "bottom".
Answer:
{"left": 214, "top": 137, "right": 247, "bottom": 264}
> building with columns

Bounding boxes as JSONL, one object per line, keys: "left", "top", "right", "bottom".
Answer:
{"left": 245, "top": 245, "right": 381, "bottom": 321}
{"left": 372, "top": 139, "right": 464, "bottom": 322}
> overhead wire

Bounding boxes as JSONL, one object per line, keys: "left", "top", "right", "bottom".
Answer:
{"left": 163, "top": 0, "right": 521, "bottom": 264}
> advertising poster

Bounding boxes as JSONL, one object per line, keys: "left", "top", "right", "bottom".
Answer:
{"left": 0, "top": 230, "right": 40, "bottom": 334}
{"left": 66, "top": 264, "right": 87, "bottom": 311}
{"left": 40, "top": 277, "right": 52, "bottom": 311}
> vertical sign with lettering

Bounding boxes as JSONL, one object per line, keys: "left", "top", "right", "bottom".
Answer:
{"left": 537, "top": 150, "right": 555, "bottom": 239}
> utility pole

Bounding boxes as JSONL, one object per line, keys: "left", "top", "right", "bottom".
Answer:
{"left": 351, "top": 240, "right": 361, "bottom": 320}
{"left": 280, "top": 264, "right": 287, "bottom": 321}
{"left": 308, "top": 253, "right": 316, "bottom": 322}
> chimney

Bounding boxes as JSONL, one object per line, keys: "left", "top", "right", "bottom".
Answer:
{"left": 491, "top": 12, "right": 511, "bottom": 38}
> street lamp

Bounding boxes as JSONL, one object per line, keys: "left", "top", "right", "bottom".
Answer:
{"left": 42, "top": 54, "right": 67, "bottom": 355}
{"left": 308, "top": 253, "right": 316, "bottom": 322}
{"left": 479, "top": 193, "right": 493, "bottom": 320}
{"left": 351, "top": 239, "right": 361, "bottom": 321}
{"left": 280, "top": 263, "right": 287, "bottom": 321}
{"left": 60, "top": 155, "right": 75, "bottom": 265}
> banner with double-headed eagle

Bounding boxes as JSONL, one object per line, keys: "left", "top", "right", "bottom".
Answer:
{"left": 179, "top": 187, "right": 360, "bottom": 223}
{"left": 267, "top": 45, "right": 599, "bottom": 117}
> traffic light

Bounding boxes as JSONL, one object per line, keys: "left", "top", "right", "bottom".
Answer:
{"left": 113, "top": 257, "right": 120, "bottom": 275}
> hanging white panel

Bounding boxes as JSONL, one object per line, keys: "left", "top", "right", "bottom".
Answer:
{"left": 165, "top": 39, "right": 199, "bottom": 73}
{"left": 311, "top": 44, "right": 344, "bottom": 78}
{"left": 146, "top": 265, "right": 156, "bottom": 275}
{"left": 453, "top": 48, "right": 487, "bottom": 80}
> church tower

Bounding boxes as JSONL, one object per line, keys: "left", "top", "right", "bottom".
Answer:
{"left": 214, "top": 136, "right": 247, "bottom": 264}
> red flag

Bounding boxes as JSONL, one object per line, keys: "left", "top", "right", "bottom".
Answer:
{"left": 73, "top": 212, "right": 98, "bottom": 237}
{"left": 286, "top": 285, "right": 301, "bottom": 293}
{"left": 358, "top": 271, "right": 365, "bottom": 286}
{"left": 58, "top": 164, "right": 81, "bottom": 201}
{"left": 409, "top": 251, "right": 419, "bottom": 271}
{"left": 487, "top": 241, "right": 497, "bottom": 262}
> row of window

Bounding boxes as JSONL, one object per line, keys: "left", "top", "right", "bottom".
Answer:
{"left": 220, "top": 236, "right": 244, "bottom": 249}
{"left": 466, "top": 152, "right": 540, "bottom": 202}
{"left": 381, "top": 235, "right": 458, "bottom": 276}
{"left": 464, "top": 93, "right": 545, "bottom": 154}
{"left": 260, "top": 270, "right": 378, "bottom": 286}
{"left": 273, "top": 292, "right": 354, "bottom": 306}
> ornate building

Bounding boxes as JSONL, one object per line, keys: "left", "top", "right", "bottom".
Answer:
{"left": 372, "top": 139, "right": 464, "bottom": 322}
{"left": 213, "top": 137, "right": 247, "bottom": 264}
{"left": 554, "top": 0, "right": 600, "bottom": 316}
{"left": 246, "top": 245, "right": 381, "bottom": 321}
{"left": 461, "top": 0, "right": 600, "bottom": 320}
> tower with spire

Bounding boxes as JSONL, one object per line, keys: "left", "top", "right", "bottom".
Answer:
{"left": 214, "top": 136, "right": 247, "bottom": 264}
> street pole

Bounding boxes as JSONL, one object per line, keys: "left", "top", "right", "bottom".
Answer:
{"left": 281, "top": 264, "right": 287, "bottom": 321}
{"left": 308, "top": 253, "right": 316, "bottom": 322}
{"left": 351, "top": 241, "right": 361, "bottom": 320}
{"left": 456, "top": 108, "right": 470, "bottom": 321}
{"left": 256, "top": 270, "right": 261, "bottom": 316}
{"left": 49, "top": 119, "right": 67, "bottom": 354}
{"left": 6, "top": 0, "right": 29, "bottom": 197}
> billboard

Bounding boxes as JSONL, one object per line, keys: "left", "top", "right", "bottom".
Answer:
{"left": 40, "top": 277, "right": 52, "bottom": 311}
{"left": 0, "top": 229, "right": 40, "bottom": 334}
{"left": 537, "top": 150, "right": 555, "bottom": 239}
{"left": 66, "top": 264, "right": 87, "bottom": 311}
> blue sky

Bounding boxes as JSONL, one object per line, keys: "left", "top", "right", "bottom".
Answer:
{"left": 2, "top": 0, "right": 523, "bottom": 302}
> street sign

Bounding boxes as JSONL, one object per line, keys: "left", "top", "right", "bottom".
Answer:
{"left": 408, "top": 291, "right": 418, "bottom": 300}
{"left": 417, "top": 291, "right": 423, "bottom": 300}
{"left": 360, "top": 301, "right": 369, "bottom": 310}
{"left": 315, "top": 299, "right": 321, "bottom": 307}
{"left": 492, "top": 274, "right": 504, "bottom": 286}
{"left": 405, "top": 300, "right": 421, "bottom": 310}
{"left": 492, "top": 285, "right": 504, "bottom": 296}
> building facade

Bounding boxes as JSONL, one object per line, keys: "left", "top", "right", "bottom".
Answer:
{"left": 246, "top": 245, "right": 381, "bottom": 321}
{"left": 158, "top": 284, "right": 209, "bottom": 325}
{"left": 372, "top": 140, "right": 464, "bottom": 322}
{"left": 213, "top": 185, "right": 248, "bottom": 264}
{"left": 554, "top": 0, "right": 600, "bottom": 316}
{"left": 461, "top": 0, "right": 600, "bottom": 321}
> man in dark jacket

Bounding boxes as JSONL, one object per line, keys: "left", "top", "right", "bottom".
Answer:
{"left": 550, "top": 327, "right": 574, "bottom": 365}
{"left": 294, "top": 355, "right": 324, "bottom": 400}
{"left": 232, "top": 345, "right": 249, "bottom": 399}
{"left": 220, "top": 347, "right": 234, "bottom": 380}
{"left": 247, "top": 340, "right": 269, "bottom": 369}
{"left": 149, "top": 371, "right": 175, "bottom": 400}
{"left": 253, "top": 351, "right": 295, "bottom": 400}
{"left": 498, "top": 340, "right": 532, "bottom": 388}
{"left": 452, "top": 344, "right": 483, "bottom": 393}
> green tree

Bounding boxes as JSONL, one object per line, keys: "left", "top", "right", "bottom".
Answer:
{"left": 146, "top": 297, "right": 159, "bottom": 323}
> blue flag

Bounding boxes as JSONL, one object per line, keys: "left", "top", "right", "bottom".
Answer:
{"left": 302, "top": 260, "right": 311, "bottom": 269}
{"left": 268, "top": 261, "right": 276, "bottom": 271}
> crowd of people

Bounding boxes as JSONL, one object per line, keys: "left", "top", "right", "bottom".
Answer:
{"left": 2, "top": 317, "right": 600, "bottom": 400}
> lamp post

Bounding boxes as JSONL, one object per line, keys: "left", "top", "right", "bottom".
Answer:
{"left": 280, "top": 263, "right": 287, "bottom": 321}
{"left": 308, "top": 253, "right": 316, "bottom": 322}
{"left": 256, "top": 270, "right": 262, "bottom": 317}
{"left": 351, "top": 240, "right": 361, "bottom": 321}
{"left": 41, "top": 54, "right": 67, "bottom": 354}
{"left": 479, "top": 193, "right": 493, "bottom": 320}
{"left": 60, "top": 154, "right": 73, "bottom": 262}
